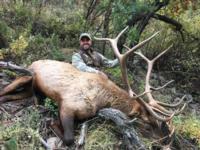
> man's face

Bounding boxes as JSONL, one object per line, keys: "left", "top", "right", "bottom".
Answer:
{"left": 80, "top": 37, "right": 92, "bottom": 51}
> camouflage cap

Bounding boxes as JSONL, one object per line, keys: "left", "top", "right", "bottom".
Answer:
{"left": 79, "top": 33, "right": 92, "bottom": 41}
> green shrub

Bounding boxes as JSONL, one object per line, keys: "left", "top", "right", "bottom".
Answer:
{"left": 10, "top": 35, "right": 28, "bottom": 56}
{"left": 173, "top": 115, "right": 200, "bottom": 147}
{"left": 14, "top": 34, "right": 65, "bottom": 65}
{"left": 44, "top": 98, "right": 58, "bottom": 117}
{"left": 0, "top": 107, "right": 43, "bottom": 149}
{"left": 0, "top": 21, "right": 13, "bottom": 42}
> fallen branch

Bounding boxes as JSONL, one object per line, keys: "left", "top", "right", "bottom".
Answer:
{"left": 98, "top": 108, "right": 146, "bottom": 150}
{"left": 76, "top": 122, "right": 88, "bottom": 150}
{"left": 0, "top": 61, "right": 33, "bottom": 75}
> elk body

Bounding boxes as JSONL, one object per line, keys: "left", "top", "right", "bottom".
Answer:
{"left": 1, "top": 60, "right": 145, "bottom": 144}
{"left": 0, "top": 27, "right": 185, "bottom": 145}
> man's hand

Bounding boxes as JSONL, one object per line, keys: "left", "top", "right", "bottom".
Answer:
{"left": 97, "top": 71, "right": 108, "bottom": 80}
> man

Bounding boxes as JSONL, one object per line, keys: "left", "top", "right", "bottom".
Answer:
{"left": 72, "top": 33, "right": 118, "bottom": 75}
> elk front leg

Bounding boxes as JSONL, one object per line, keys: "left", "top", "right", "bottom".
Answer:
{"left": 59, "top": 107, "right": 75, "bottom": 145}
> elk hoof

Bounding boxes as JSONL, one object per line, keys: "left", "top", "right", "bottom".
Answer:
{"left": 63, "top": 135, "right": 74, "bottom": 146}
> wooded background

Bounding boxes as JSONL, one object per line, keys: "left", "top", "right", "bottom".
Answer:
{"left": 0, "top": 0, "right": 199, "bottom": 149}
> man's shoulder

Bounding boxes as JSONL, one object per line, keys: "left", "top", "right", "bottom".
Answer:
{"left": 72, "top": 51, "right": 81, "bottom": 57}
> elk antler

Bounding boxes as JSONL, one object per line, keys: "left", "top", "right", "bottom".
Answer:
{"left": 95, "top": 27, "right": 159, "bottom": 97}
{"left": 95, "top": 26, "right": 186, "bottom": 122}
{"left": 134, "top": 47, "right": 186, "bottom": 117}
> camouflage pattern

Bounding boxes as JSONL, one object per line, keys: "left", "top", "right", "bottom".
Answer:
{"left": 72, "top": 51, "right": 118, "bottom": 73}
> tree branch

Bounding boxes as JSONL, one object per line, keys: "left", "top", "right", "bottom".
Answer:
{"left": 153, "top": 14, "right": 182, "bottom": 30}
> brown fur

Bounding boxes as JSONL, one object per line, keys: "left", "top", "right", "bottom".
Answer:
{"left": 1, "top": 60, "right": 152, "bottom": 144}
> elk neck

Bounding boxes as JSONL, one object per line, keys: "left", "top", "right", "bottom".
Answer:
{"left": 93, "top": 79, "right": 141, "bottom": 116}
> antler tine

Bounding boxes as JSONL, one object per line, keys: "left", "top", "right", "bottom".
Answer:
{"left": 152, "top": 44, "right": 173, "bottom": 63}
{"left": 151, "top": 80, "right": 174, "bottom": 91}
{"left": 93, "top": 37, "right": 111, "bottom": 41}
{"left": 116, "top": 29, "right": 160, "bottom": 96}
{"left": 174, "top": 103, "right": 186, "bottom": 115}
{"left": 134, "top": 45, "right": 173, "bottom": 104}
{"left": 157, "top": 95, "right": 186, "bottom": 108}
{"left": 95, "top": 26, "right": 135, "bottom": 96}
{"left": 123, "top": 31, "right": 160, "bottom": 59}
{"left": 94, "top": 26, "right": 129, "bottom": 58}
{"left": 152, "top": 102, "right": 186, "bottom": 117}
{"left": 137, "top": 98, "right": 175, "bottom": 121}
{"left": 116, "top": 26, "right": 129, "bottom": 42}
{"left": 95, "top": 28, "right": 160, "bottom": 97}
{"left": 134, "top": 45, "right": 187, "bottom": 119}
{"left": 138, "top": 96, "right": 185, "bottom": 121}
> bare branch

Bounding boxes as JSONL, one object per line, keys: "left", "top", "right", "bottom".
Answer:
{"left": 39, "top": 136, "right": 51, "bottom": 150}
{"left": 77, "top": 122, "right": 88, "bottom": 149}
{"left": 0, "top": 61, "right": 33, "bottom": 75}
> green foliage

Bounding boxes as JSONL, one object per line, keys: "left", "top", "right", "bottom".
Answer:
{"left": 105, "top": 66, "right": 122, "bottom": 81}
{"left": 139, "top": 17, "right": 200, "bottom": 98}
{"left": 0, "top": 107, "right": 43, "bottom": 149}
{"left": 15, "top": 34, "right": 66, "bottom": 65}
{"left": 47, "top": 34, "right": 66, "bottom": 61}
{"left": 32, "top": 5, "right": 84, "bottom": 47}
{"left": 85, "top": 121, "right": 118, "bottom": 150}
{"left": 0, "top": 1, "right": 33, "bottom": 29}
{"left": 0, "top": 1, "right": 85, "bottom": 63}
{"left": 13, "top": 2, "right": 33, "bottom": 26}
{"left": 4, "top": 138, "right": 18, "bottom": 150}
{"left": 111, "top": 0, "right": 154, "bottom": 31}
{"left": 105, "top": 66, "right": 133, "bottom": 87}
{"left": 10, "top": 35, "right": 28, "bottom": 56}
{"left": 173, "top": 115, "right": 200, "bottom": 147}
{"left": 127, "top": 27, "right": 140, "bottom": 44}
{"left": 2, "top": 69, "right": 17, "bottom": 78}
{"left": 0, "top": 21, "right": 13, "bottom": 42}
{"left": 44, "top": 98, "right": 58, "bottom": 117}
{"left": 180, "top": 9, "right": 200, "bottom": 37}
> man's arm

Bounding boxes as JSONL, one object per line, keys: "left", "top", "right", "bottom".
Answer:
{"left": 72, "top": 53, "right": 99, "bottom": 73}
{"left": 98, "top": 53, "right": 118, "bottom": 68}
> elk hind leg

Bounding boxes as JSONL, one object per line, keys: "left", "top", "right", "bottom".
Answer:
{"left": 0, "top": 89, "right": 33, "bottom": 104}
{"left": 0, "top": 76, "right": 32, "bottom": 96}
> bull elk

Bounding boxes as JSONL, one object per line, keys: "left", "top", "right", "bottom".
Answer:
{"left": 0, "top": 27, "right": 186, "bottom": 146}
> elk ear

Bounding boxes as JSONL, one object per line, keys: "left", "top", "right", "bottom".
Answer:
{"left": 128, "top": 102, "right": 141, "bottom": 116}
{"left": 128, "top": 106, "right": 140, "bottom": 116}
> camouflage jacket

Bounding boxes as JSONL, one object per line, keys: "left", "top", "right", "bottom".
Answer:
{"left": 72, "top": 50, "right": 118, "bottom": 73}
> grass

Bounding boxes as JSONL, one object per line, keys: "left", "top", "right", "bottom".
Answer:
{"left": 85, "top": 120, "right": 118, "bottom": 150}
{"left": 173, "top": 114, "right": 200, "bottom": 148}
{"left": 0, "top": 106, "right": 44, "bottom": 150}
